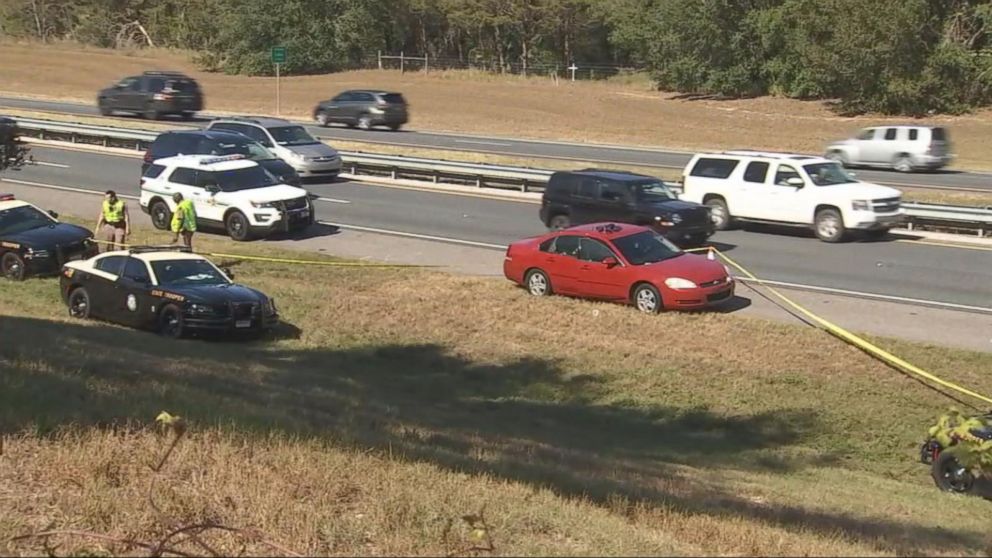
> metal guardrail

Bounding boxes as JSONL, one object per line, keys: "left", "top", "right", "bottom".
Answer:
{"left": 9, "top": 117, "right": 992, "bottom": 236}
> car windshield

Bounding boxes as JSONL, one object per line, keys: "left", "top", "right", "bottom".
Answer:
{"left": 152, "top": 259, "right": 230, "bottom": 287}
{"left": 214, "top": 166, "right": 280, "bottom": 192}
{"left": 212, "top": 139, "right": 278, "bottom": 162}
{"left": 269, "top": 126, "right": 319, "bottom": 146}
{"left": 803, "top": 162, "right": 857, "bottom": 186}
{"left": 0, "top": 204, "right": 55, "bottom": 235}
{"left": 633, "top": 180, "right": 678, "bottom": 202}
{"left": 611, "top": 230, "right": 683, "bottom": 265}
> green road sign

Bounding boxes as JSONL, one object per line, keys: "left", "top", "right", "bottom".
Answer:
{"left": 271, "top": 46, "right": 287, "bottom": 64}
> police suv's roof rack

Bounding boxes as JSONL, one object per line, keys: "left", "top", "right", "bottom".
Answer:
{"left": 143, "top": 70, "right": 187, "bottom": 76}
{"left": 127, "top": 245, "right": 193, "bottom": 254}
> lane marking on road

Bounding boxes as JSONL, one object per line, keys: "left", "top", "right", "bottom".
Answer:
{"left": 454, "top": 139, "right": 514, "bottom": 147}
{"left": 318, "top": 220, "right": 507, "bottom": 250}
{"left": 895, "top": 238, "right": 992, "bottom": 252}
{"left": 32, "top": 161, "right": 70, "bottom": 169}
{"left": 316, "top": 197, "right": 352, "bottom": 204}
{"left": 736, "top": 277, "right": 992, "bottom": 314}
{"left": 0, "top": 178, "right": 139, "bottom": 200}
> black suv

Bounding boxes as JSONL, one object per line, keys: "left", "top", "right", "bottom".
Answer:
{"left": 539, "top": 169, "right": 714, "bottom": 246}
{"left": 97, "top": 71, "right": 203, "bottom": 120}
{"left": 312, "top": 90, "right": 408, "bottom": 130}
{"left": 142, "top": 130, "right": 301, "bottom": 186}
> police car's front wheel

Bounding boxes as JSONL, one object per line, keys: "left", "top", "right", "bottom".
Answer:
{"left": 1, "top": 252, "right": 25, "bottom": 281}
{"left": 68, "top": 287, "right": 91, "bottom": 319}
{"left": 225, "top": 211, "right": 252, "bottom": 242}
{"left": 158, "top": 304, "right": 184, "bottom": 339}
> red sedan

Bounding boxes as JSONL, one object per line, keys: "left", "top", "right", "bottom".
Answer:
{"left": 503, "top": 222, "right": 734, "bottom": 313}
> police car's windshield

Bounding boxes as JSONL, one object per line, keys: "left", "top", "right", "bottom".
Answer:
{"left": 633, "top": 181, "right": 678, "bottom": 202}
{"left": 611, "top": 230, "right": 683, "bottom": 265}
{"left": 211, "top": 166, "right": 280, "bottom": 192}
{"left": 0, "top": 205, "right": 55, "bottom": 235}
{"left": 269, "top": 126, "right": 320, "bottom": 146}
{"left": 152, "top": 260, "right": 230, "bottom": 287}
{"left": 803, "top": 162, "right": 858, "bottom": 186}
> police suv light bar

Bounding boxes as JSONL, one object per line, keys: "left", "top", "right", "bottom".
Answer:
{"left": 127, "top": 245, "right": 193, "bottom": 254}
{"left": 199, "top": 154, "right": 247, "bottom": 165}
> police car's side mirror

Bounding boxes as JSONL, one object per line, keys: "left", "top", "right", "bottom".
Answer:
{"left": 205, "top": 184, "right": 220, "bottom": 194}
{"left": 48, "top": 210, "right": 59, "bottom": 219}
{"left": 222, "top": 267, "right": 234, "bottom": 279}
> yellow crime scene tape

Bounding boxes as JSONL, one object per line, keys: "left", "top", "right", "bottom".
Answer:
{"left": 90, "top": 237, "right": 435, "bottom": 268}
{"left": 689, "top": 246, "right": 992, "bottom": 408}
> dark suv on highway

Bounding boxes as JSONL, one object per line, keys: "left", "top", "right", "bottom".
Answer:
{"left": 142, "top": 130, "right": 301, "bottom": 186}
{"left": 312, "top": 90, "right": 408, "bottom": 131}
{"left": 97, "top": 71, "right": 203, "bottom": 120}
{"left": 539, "top": 169, "right": 715, "bottom": 246}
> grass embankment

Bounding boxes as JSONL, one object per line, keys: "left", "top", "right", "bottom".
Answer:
{"left": 3, "top": 223, "right": 992, "bottom": 556}
{"left": 4, "top": 40, "right": 992, "bottom": 171}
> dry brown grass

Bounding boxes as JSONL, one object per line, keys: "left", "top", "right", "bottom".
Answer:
{"left": 4, "top": 41, "right": 992, "bottom": 170}
{"left": 3, "top": 220, "right": 992, "bottom": 556}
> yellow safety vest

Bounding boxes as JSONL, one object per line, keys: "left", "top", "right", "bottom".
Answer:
{"left": 170, "top": 199, "right": 197, "bottom": 233}
{"left": 102, "top": 199, "right": 125, "bottom": 223}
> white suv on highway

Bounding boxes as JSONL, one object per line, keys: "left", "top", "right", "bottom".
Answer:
{"left": 139, "top": 154, "right": 315, "bottom": 241}
{"left": 679, "top": 151, "right": 905, "bottom": 242}
{"left": 825, "top": 126, "right": 953, "bottom": 172}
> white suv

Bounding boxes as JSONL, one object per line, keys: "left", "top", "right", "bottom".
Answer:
{"left": 139, "top": 154, "right": 315, "bottom": 241}
{"left": 825, "top": 126, "right": 953, "bottom": 172}
{"left": 679, "top": 151, "right": 905, "bottom": 242}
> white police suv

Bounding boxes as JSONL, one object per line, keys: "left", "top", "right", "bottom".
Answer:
{"left": 139, "top": 154, "right": 315, "bottom": 241}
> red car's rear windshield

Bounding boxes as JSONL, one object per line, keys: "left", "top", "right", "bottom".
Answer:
{"left": 611, "top": 230, "right": 683, "bottom": 265}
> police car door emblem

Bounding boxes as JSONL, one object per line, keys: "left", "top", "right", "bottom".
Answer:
{"left": 126, "top": 294, "right": 138, "bottom": 312}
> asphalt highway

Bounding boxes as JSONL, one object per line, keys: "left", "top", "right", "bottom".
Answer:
{"left": 5, "top": 145, "right": 991, "bottom": 311}
{"left": 3, "top": 96, "right": 992, "bottom": 193}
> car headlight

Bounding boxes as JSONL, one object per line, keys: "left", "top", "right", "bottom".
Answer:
{"left": 187, "top": 303, "right": 216, "bottom": 315}
{"left": 852, "top": 200, "right": 870, "bottom": 211}
{"left": 26, "top": 248, "right": 50, "bottom": 258}
{"left": 266, "top": 297, "right": 277, "bottom": 314}
{"left": 671, "top": 213, "right": 682, "bottom": 224}
{"left": 654, "top": 215, "right": 676, "bottom": 227}
{"left": 664, "top": 277, "right": 697, "bottom": 290}
{"left": 251, "top": 201, "right": 277, "bottom": 209}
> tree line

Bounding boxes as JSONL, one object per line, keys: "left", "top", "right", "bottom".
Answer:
{"left": 0, "top": 0, "right": 990, "bottom": 115}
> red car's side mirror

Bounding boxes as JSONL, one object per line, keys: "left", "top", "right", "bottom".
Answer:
{"left": 602, "top": 256, "right": 619, "bottom": 268}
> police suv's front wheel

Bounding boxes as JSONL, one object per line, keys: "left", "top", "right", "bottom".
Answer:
{"left": 158, "top": 304, "right": 184, "bottom": 339}
{"left": 225, "top": 211, "right": 252, "bottom": 241}
{"left": 150, "top": 200, "right": 172, "bottom": 231}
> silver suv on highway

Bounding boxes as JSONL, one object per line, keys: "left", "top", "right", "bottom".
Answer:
{"left": 207, "top": 117, "right": 341, "bottom": 179}
{"left": 825, "top": 126, "right": 953, "bottom": 173}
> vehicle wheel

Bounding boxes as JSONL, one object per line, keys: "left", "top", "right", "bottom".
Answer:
{"left": 705, "top": 198, "right": 733, "bottom": 231}
{"left": 865, "top": 228, "right": 890, "bottom": 240}
{"left": 316, "top": 110, "right": 331, "bottom": 127}
{"left": 633, "top": 283, "right": 663, "bottom": 314}
{"left": 826, "top": 150, "right": 849, "bottom": 166}
{"left": 97, "top": 98, "right": 111, "bottom": 116}
{"left": 931, "top": 451, "right": 976, "bottom": 494}
{"left": 1, "top": 252, "right": 26, "bottom": 281}
{"left": 357, "top": 114, "right": 373, "bottom": 130}
{"left": 814, "top": 208, "right": 846, "bottom": 243}
{"left": 158, "top": 304, "right": 184, "bottom": 339}
{"left": 149, "top": 200, "right": 172, "bottom": 231}
{"left": 225, "top": 211, "right": 252, "bottom": 241}
{"left": 143, "top": 104, "right": 160, "bottom": 121}
{"left": 893, "top": 154, "right": 914, "bottom": 173}
{"left": 388, "top": 124, "right": 402, "bottom": 131}
{"left": 525, "top": 269, "right": 552, "bottom": 297}
{"left": 548, "top": 214, "right": 571, "bottom": 230}
{"left": 67, "top": 287, "right": 91, "bottom": 319}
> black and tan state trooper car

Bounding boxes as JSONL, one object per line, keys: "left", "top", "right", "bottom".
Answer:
{"left": 0, "top": 193, "right": 97, "bottom": 281}
{"left": 60, "top": 246, "right": 278, "bottom": 338}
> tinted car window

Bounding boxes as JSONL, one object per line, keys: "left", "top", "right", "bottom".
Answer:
{"left": 0, "top": 205, "right": 54, "bottom": 235}
{"left": 539, "top": 237, "right": 556, "bottom": 252}
{"left": 578, "top": 238, "right": 615, "bottom": 262}
{"left": 380, "top": 93, "right": 405, "bottom": 104}
{"left": 153, "top": 259, "right": 229, "bottom": 287}
{"left": 611, "top": 230, "right": 682, "bottom": 265}
{"left": 143, "top": 164, "right": 167, "bottom": 178}
{"left": 884, "top": 128, "right": 897, "bottom": 140}
{"left": 774, "top": 165, "right": 801, "bottom": 186}
{"left": 169, "top": 167, "right": 198, "bottom": 186}
{"left": 909, "top": 129, "right": 919, "bottom": 141}
{"left": 552, "top": 235, "right": 580, "bottom": 257}
{"left": 166, "top": 79, "right": 198, "bottom": 92}
{"left": 599, "top": 181, "right": 628, "bottom": 202}
{"left": 127, "top": 78, "right": 142, "bottom": 92}
{"left": 689, "top": 158, "right": 739, "bottom": 179}
{"left": 932, "top": 127, "right": 947, "bottom": 141}
{"left": 211, "top": 166, "right": 279, "bottom": 192}
{"left": 148, "top": 78, "right": 166, "bottom": 92}
{"left": 743, "top": 162, "right": 769, "bottom": 183}
{"left": 95, "top": 255, "right": 126, "bottom": 275}
{"left": 268, "top": 126, "right": 319, "bottom": 146}
{"left": 122, "top": 258, "right": 152, "bottom": 283}
{"left": 576, "top": 178, "right": 597, "bottom": 198}
{"left": 356, "top": 93, "right": 375, "bottom": 102}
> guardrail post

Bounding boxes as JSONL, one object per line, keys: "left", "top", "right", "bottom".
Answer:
{"left": 391, "top": 167, "right": 397, "bottom": 180}
{"left": 432, "top": 170, "right": 439, "bottom": 183}
{"left": 476, "top": 176, "right": 483, "bottom": 188}
{"left": 521, "top": 181, "right": 528, "bottom": 193}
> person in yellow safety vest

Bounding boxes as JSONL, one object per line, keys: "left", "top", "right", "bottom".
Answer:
{"left": 170, "top": 192, "right": 197, "bottom": 250}
{"left": 96, "top": 190, "right": 129, "bottom": 252}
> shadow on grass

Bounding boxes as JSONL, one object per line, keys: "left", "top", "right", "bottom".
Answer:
{"left": 0, "top": 315, "right": 984, "bottom": 554}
